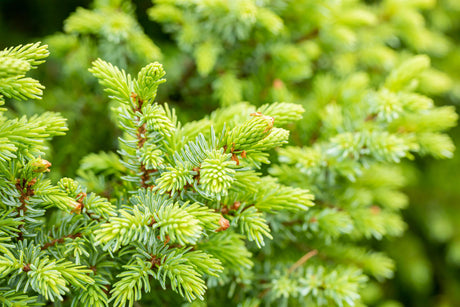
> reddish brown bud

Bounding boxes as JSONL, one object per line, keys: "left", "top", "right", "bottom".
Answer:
{"left": 263, "top": 115, "right": 275, "bottom": 133}
{"left": 232, "top": 201, "right": 241, "bottom": 210}
{"left": 216, "top": 216, "right": 230, "bottom": 232}
{"left": 31, "top": 158, "right": 51, "bottom": 173}
{"left": 370, "top": 205, "right": 381, "bottom": 215}
{"left": 273, "top": 78, "right": 284, "bottom": 89}
{"left": 23, "top": 264, "right": 31, "bottom": 272}
{"left": 231, "top": 153, "right": 240, "bottom": 165}
{"left": 28, "top": 178, "right": 37, "bottom": 187}
{"left": 221, "top": 205, "right": 229, "bottom": 215}
{"left": 365, "top": 113, "right": 377, "bottom": 122}
{"left": 70, "top": 200, "right": 82, "bottom": 214}
{"left": 76, "top": 192, "right": 87, "bottom": 203}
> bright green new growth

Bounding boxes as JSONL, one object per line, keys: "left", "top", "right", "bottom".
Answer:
{"left": 265, "top": 55, "right": 457, "bottom": 305}
{"left": 0, "top": 43, "right": 94, "bottom": 304}
{"left": 1, "top": 0, "right": 459, "bottom": 305}
{"left": 86, "top": 58, "right": 314, "bottom": 305}
{"left": 0, "top": 43, "right": 48, "bottom": 103}
{"left": 0, "top": 42, "right": 314, "bottom": 306}
{"left": 145, "top": 1, "right": 458, "bottom": 305}
{"left": 86, "top": 49, "right": 454, "bottom": 307}
{"left": 64, "top": 1, "right": 161, "bottom": 66}
{"left": 199, "top": 149, "right": 236, "bottom": 199}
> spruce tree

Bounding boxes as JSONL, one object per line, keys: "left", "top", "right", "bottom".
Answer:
{"left": 0, "top": 43, "right": 314, "bottom": 306}
{"left": 0, "top": 0, "right": 458, "bottom": 306}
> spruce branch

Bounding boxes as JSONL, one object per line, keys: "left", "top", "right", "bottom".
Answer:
{"left": 0, "top": 289, "right": 43, "bottom": 306}
{"left": 0, "top": 0, "right": 453, "bottom": 305}
{"left": 0, "top": 42, "right": 49, "bottom": 68}
{"left": 0, "top": 43, "right": 49, "bottom": 104}
{"left": 89, "top": 58, "right": 132, "bottom": 104}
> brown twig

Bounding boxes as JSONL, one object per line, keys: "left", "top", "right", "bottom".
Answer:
{"left": 258, "top": 249, "right": 318, "bottom": 299}
{"left": 131, "top": 91, "right": 158, "bottom": 188}
{"left": 41, "top": 233, "right": 82, "bottom": 250}
{"left": 287, "top": 249, "right": 318, "bottom": 275}
{"left": 15, "top": 178, "right": 36, "bottom": 240}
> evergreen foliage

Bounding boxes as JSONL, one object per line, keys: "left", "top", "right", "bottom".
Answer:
{"left": 0, "top": 43, "right": 315, "bottom": 306}
{"left": 0, "top": 0, "right": 459, "bottom": 306}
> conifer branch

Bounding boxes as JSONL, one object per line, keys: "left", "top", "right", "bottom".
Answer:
{"left": 1, "top": 0, "right": 458, "bottom": 305}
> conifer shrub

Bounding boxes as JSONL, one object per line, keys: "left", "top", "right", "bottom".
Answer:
{"left": 0, "top": 0, "right": 459, "bottom": 306}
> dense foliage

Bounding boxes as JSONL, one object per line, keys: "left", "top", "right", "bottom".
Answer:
{"left": 0, "top": 0, "right": 459, "bottom": 306}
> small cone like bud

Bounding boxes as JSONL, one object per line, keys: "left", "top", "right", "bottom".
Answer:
{"left": 217, "top": 216, "right": 230, "bottom": 232}
{"left": 273, "top": 78, "right": 284, "bottom": 89}
{"left": 31, "top": 158, "right": 51, "bottom": 173}
{"left": 70, "top": 200, "right": 82, "bottom": 214}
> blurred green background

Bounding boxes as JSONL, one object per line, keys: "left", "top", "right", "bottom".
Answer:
{"left": 1, "top": 1, "right": 459, "bottom": 306}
